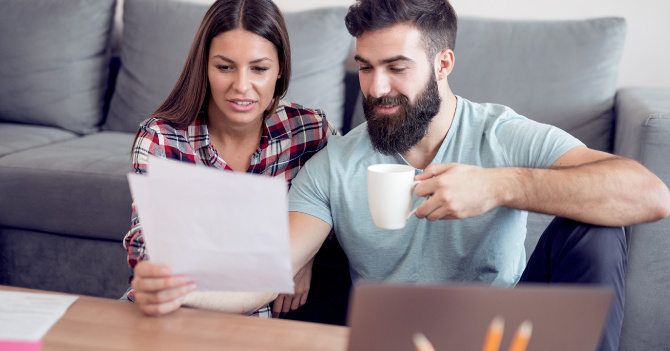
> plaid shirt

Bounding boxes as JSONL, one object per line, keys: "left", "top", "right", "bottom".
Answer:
{"left": 122, "top": 100, "right": 338, "bottom": 317}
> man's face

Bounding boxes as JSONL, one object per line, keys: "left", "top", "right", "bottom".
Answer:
{"left": 363, "top": 70, "right": 440, "bottom": 155}
{"left": 355, "top": 24, "right": 441, "bottom": 155}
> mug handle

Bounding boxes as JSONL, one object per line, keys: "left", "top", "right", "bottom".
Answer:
{"left": 406, "top": 180, "right": 425, "bottom": 220}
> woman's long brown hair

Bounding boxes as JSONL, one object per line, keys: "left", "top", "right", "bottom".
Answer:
{"left": 132, "top": 0, "right": 291, "bottom": 144}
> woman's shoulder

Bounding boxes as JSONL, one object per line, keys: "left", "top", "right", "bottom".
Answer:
{"left": 271, "top": 100, "right": 338, "bottom": 137}
{"left": 276, "top": 100, "right": 327, "bottom": 122}
{"left": 138, "top": 117, "right": 185, "bottom": 135}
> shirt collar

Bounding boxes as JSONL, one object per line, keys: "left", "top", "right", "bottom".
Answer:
{"left": 263, "top": 101, "right": 292, "bottom": 142}
{"left": 189, "top": 111, "right": 210, "bottom": 151}
{"left": 191, "top": 103, "right": 292, "bottom": 152}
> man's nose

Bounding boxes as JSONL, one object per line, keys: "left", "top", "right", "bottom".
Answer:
{"left": 368, "top": 71, "right": 392, "bottom": 98}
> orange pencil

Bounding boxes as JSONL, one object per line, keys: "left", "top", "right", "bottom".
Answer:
{"left": 508, "top": 320, "right": 533, "bottom": 351}
{"left": 481, "top": 316, "right": 505, "bottom": 351}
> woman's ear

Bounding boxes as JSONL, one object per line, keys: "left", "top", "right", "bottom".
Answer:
{"left": 435, "top": 49, "right": 455, "bottom": 81}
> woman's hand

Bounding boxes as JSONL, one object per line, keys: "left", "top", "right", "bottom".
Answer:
{"left": 272, "top": 257, "right": 314, "bottom": 318}
{"left": 132, "top": 260, "right": 197, "bottom": 316}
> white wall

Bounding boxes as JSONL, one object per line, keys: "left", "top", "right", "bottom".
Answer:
{"left": 275, "top": 0, "right": 670, "bottom": 89}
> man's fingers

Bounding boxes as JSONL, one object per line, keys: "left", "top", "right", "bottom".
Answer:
{"left": 415, "top": 163, "right": 454, "bottom": 180}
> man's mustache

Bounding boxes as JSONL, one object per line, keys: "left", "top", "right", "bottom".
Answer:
{"left": 365, "top": 94, "right": 408, "bottom": 108}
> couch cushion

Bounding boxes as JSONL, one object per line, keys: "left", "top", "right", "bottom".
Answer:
{"left": 0, "top": 123, "right": 78, "bottom": 157}
{"left": 283, "top": 7, "right": 352, "bottom": 130}
{"left": 0, "top": 227, "right": 130, "bottom": 299}
{"left": 105, "top": 1, "right": 352, "bottom": 133}
{"left": 0, "top": 132, "right": 134, "bottom": 241}
{"left": 449, "top": 17, "right": 626, "bottom": 152}
{"left": 0, "top": 0, "right": 116, "bottom": 134}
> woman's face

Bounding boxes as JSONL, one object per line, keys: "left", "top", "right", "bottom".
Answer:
{"left": 207, "top": 28, "right": 280, "bottom": 127}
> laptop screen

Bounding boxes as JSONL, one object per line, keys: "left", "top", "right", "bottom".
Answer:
{"left": 346, "top": 283, "right": 612, "bottom": 351}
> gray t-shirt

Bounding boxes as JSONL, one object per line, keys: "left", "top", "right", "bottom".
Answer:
{"left": 288, "top": 96, "right": 583, "bottom": 286}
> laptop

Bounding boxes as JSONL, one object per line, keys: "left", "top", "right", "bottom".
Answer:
{"left": 346, "top": 283, "right": 613, "bottom": 351}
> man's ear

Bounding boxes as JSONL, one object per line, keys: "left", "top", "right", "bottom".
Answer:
{"left": 435, "top": 49, "right": 455, "bottom": 81}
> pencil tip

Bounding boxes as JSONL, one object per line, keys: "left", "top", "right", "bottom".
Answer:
{"left": 413, "top": 332, "right": 435, "bottom": 350}
{"left": 491, "top": 315, "right": 505, "bottom": 330}
{"left": 519, "top": 320, "right": 533, "bottom": 335}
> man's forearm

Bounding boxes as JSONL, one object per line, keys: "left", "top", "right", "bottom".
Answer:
{"left": 501, "top": 156, "right": 670, "bottom": 226}
{"left": 182, "top": 291, "right": 278, "bottom": 315}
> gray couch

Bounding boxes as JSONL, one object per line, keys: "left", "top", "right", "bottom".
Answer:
{"left": 1, "top": 1, "right": 668, "bottom": 350}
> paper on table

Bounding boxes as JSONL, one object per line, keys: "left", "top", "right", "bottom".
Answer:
{"left": 127, "top": 156, "right": 294, "bottom": 293}
{"left": 0, "top": 291, "right": 78, "bottom": 341}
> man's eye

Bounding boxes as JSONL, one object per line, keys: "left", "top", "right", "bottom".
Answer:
{"left": 358, "top": 66, "right": 372, "bottom": 72}
{"left": 390, "top": 67, "right": 406, "bottom": 72}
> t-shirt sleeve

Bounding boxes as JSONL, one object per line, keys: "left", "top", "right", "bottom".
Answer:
{"left": 287, "top": 145, "right": 334, "bottom": 226}
{"left": 494, "top": 116, "right": 585, "bottom": 168}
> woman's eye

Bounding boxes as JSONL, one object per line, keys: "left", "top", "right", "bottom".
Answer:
{"left": 252, "top": 66, "right": 270, "bottom": 73}
{"left": 216, "top": 65, "right": 231, "bottom": 71}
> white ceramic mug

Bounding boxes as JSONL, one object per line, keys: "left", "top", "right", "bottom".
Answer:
{"left": 367, "top": 164, "right": 423, "bottom": 230}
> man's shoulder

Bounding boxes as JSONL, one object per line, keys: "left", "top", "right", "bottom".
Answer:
{"left": 300, "top": 122, "right": 372, "bottom": 171}
{"left": 454, "top": 96, "right": 534, "bottom": 138}
{"left": 457, "top": 96, "right": 527, "bottom": 123}
{"left": 326, "top": 123, "right": 371, "bottom": 153}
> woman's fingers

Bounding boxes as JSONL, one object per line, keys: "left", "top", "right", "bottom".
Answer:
{"left": 132, "top": 260, "right": 196, "bottom": 316}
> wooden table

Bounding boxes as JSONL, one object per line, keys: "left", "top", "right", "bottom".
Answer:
{"left": 2, "top": 286, "right": 349, "bottom": 351}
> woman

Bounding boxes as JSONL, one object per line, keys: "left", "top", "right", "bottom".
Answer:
{"left": 122, "top": 0, "right": 338, "bottom": 317}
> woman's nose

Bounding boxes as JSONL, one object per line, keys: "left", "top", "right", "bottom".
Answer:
{"left": 233, "top": 70, "right": 251, "bottom": 93}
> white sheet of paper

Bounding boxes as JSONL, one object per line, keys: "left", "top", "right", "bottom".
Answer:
{"left": 127, "top": 156, "right": 294, "bottom": 293}
{"left": 0, "top": 291, "right": 78, "bottom": 341}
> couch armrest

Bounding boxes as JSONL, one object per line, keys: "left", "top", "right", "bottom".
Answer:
{"left": 613, "top": 87, "right": 670, "bottom": 160}
{"left": 613, "top": 87, "right": 670, "bottom": 234}
{"left": 614, "top": 88, "right": 670, "bottom": 350}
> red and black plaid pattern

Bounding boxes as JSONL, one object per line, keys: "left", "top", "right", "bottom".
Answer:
{"left": 122, "top": 101, "right": 338, "bottom": 317}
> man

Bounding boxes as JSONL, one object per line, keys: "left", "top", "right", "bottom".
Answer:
{"left": 131, "top": 1, "right": 670, "bottom": 350}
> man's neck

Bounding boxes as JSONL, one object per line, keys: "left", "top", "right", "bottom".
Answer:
{"left": 401, "top": 93, "right": 457, "bottom": 170}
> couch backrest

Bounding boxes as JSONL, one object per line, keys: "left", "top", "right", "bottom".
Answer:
{"left": 450, "top": 17, "right": 626, "bottom": 152}
{"left": 104, "top": 0, "right": 353, "bottom": 133}
{"left": 349, "top": 17, "right": 627, "bottom": 153}
{"left": 0, "top": 0, "right": 117, "bottom": 135}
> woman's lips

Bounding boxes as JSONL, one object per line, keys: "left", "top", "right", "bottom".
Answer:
{"left": 228, "top": 99, "right": 256, "bottom": 112}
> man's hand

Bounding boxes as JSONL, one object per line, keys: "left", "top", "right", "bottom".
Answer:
{"left": 413, "top": 163, "right": 503, "bottom": 220}
{"left": 272, "top": 257, "right": 314, "bottom": 318}
{"left": 413, "top": 149, "right": 670, "bottom": 226}
{"left": 132, "top": 261, "right": 197, "bottom": 316}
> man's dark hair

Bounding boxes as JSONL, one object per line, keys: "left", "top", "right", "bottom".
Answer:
{"left": 345, "top": 0, "right": 458, "bottom": 61}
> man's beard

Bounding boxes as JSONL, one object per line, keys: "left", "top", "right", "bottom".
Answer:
{"left": 364, "top": 73, "right": 441, "bottom": 155}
